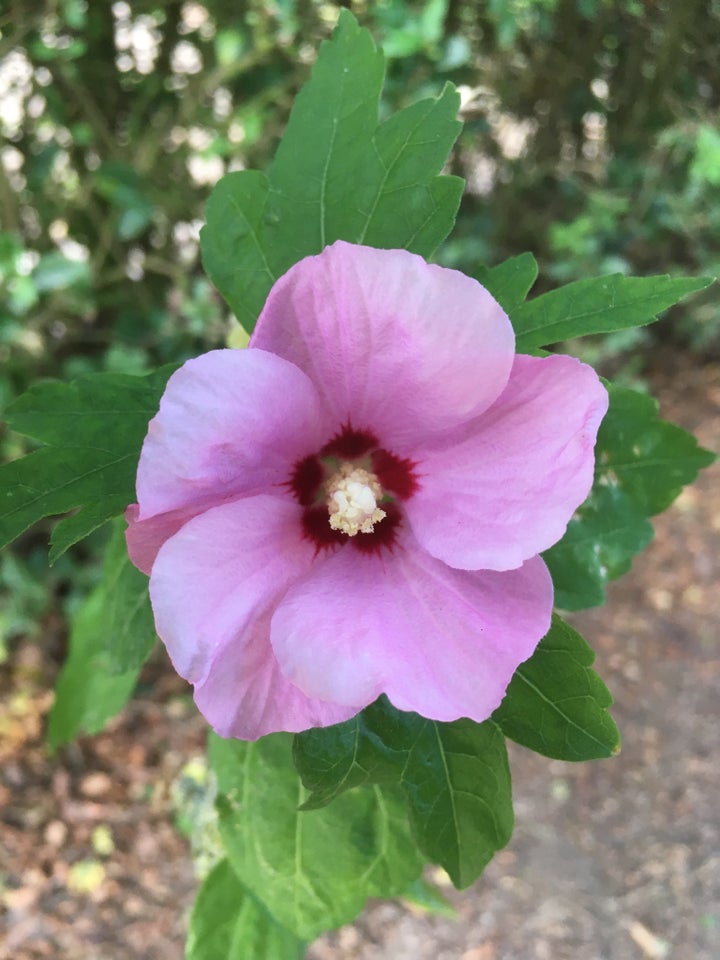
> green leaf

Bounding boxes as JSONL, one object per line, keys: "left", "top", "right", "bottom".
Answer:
{"left": 493, "top": 615, "right": 620, "bottom": 761}
{"left": 294, "top": 698, "right": 407, "bottom": 807}
{"left": 48, "top": 582, "right": 139, "bottom": 748}
{"left": 209, "top": 732, "right": 423, "bottom": 940}
{"left": 100, "top": 518, "right": 155, "bottom": 673}
{"left": 200, "top": 171, "right": 273, "bottom": 332}
{"left": 404, "top": 717, "right": 512, "bottom": 888}
{"left": 295, "top": 699, "right": 513, "bottom": 889}
{"left": 544, "top": 484, "right": 654, "bottom": 610}
{"left": 690, "top": 124, "right": 720, "bottom": 186}
{"left": 32, "top": 251, "right": 91, "bottom": 293}
{"left": 117, "top": 202, "right": 154, "bottom": 240}
{"left": 0, "top": 365, "right": 176, "bottom": 559}
{"left": 400, "top": 876, "right": 456, "bottom": 917}
{"left": 476, "top": 252, "right": 538, "bottom": 314}
{"left": 186, "top": 860, "right": 305, "bottom": 960}
{"left": 201, "top": 9, "right": 463, "bottom": 331}
{"left": 512, "top": 274, "right": 714, "bottom": 351}
{"left": 545, "top": 382, "right": 714, "bottom": 610}
{"left": 46, "top": 517, "right": 156, "bottom": 745}
{"left": 597, "top": 384, "right": 716, "bottom": 516}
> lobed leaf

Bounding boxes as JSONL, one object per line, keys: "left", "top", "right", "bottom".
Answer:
{"left": 209, "top": 732, "right": 423, "bottom": 940}
{"left": 0, "top": 365, "right": 176, "bottom": 559}
{"left": 493, "top": 615, "right": 620, "bottom": 760}
{"left": 512, "top": 274, "right": 714, "bottom": 351}
{"left": 201, "top": 10, "right": 463, "bottom": 331}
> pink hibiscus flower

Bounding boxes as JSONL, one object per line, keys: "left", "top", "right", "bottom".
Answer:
{"left": 126, "top": 241, "right": 608, "bottom": 740}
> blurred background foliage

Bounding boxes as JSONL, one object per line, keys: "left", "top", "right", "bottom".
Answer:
{"left": 1, "top": 0, "right": 719, "bottom": 656}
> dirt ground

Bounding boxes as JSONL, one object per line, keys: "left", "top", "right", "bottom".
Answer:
{"left": 1, "top": 352, "right": 718, "bottom": 960}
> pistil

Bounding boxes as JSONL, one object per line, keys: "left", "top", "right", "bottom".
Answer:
{"left": 326, "top": 464, "right": 386, "bottom": 536}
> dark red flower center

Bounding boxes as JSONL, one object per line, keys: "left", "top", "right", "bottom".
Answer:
{"left": 288, "top": 424, "right": 419, "bottom": 553}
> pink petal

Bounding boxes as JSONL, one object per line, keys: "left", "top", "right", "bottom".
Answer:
{"left": 149, "top": 494, "right": 356, "bottom": 739}
{"left": 271, "top": 533, "right": 553, "bottom": 723}
{"left": 194, "top": 609, "right": 358, "bottom": 740}
{"left": 250, "top": 241, "right": 515, "bottom": 451}
{"left": 125, "top": 502, "right": 208, "bottom": 575}
{"left": 136, "top": 349, "right": 328, "bottom": 522}
{"left": 406, "top": 354, "right": 609, "bottom": 571}
{"left": 149, "top": 494, "right": 314, "bottom": 687}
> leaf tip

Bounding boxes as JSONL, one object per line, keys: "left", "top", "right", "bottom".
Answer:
{"left": 336, "top": 6, "right": 358, "bottom": 28}
{"left": 438, "top": 79, "right": 462, "bottom": 111}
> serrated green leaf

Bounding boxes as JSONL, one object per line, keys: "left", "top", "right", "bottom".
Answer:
{"left": 201, "top": 9, "right": 463, "bottom": 331}
{"left": 48, "top": 584, "right": 139, "bottom": 748}
{"left": 493, "top": 615, "right": 620, "bottom": 761}
{"left": 476, "top": 252, "right": 538, "bottom": 314}
{"left": 512, "top": 274, "right": 714, "bottom": 351}
{"left": 267, "top": 10, "right": 384, "bottom": 259}
{"left": 0, "top": 365, "right": 176, "bottom": 559}
{"left": 598, "top": 384, "right": 716, "bottom": 515}
{"left": 209, "top": 732, "right": 423, "bottom": 940}
{"left": 544, "top": 484, "right": 654, "bottom": 610}
{"left": 295, "top": 699, "right": 513, "bottom": 889}
{"left": 355, "top": 85, "right": 463, "bottom": 250}
{"left": 186, "top": 860, "right": 305, "bottom": 960}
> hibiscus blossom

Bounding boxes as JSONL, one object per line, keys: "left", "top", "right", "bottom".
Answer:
{"left": 126, "top": 241, "right": 608, "bottom": 740}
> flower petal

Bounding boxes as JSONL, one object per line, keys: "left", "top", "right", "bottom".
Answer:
{"left": 271, "top": 535, "right": 553, "bottom": 723}
{"left": 250, "top": 241, "right": 515, "bottom": 450}
{"left": 406, "top": 354, "right": 609, "bottom": 571}
{"left": 149, "top": 494, "right": 315, "bottom": 687}
{"left": 149, "top": 494, "right": 356, "bottom": 739}
{"left": 136, "top": 349, "right": 328, "bottom": 521}
{"left": 125, "top": 501, "right": 206, "bottom": 575}
{"left": 194, "top": 610, "right": 358, "bottom": 740}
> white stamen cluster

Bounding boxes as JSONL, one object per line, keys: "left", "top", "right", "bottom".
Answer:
{"left": 326, "top": 464, "right": 386, "bottom": 536}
